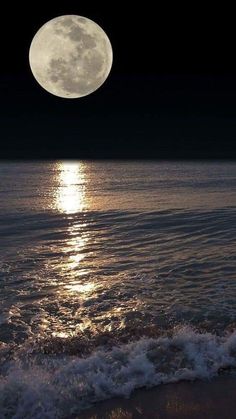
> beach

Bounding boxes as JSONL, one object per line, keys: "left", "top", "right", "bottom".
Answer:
{"left": 79, "top": 376, "right": 236, "bottom": 419}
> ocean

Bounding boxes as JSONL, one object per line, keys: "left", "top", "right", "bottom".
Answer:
{"left": 0, "top": 160, "right": 236, "bottom": 418}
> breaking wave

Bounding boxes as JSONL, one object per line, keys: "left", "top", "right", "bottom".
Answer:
{"left": 1, "top": 326, "right": 236, "bottom": 418}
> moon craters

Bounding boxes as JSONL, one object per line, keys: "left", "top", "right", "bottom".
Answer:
{"left": 29, "top": 15, "right": 113, "bottom": 98}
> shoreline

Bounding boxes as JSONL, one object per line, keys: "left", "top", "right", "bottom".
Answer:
{"left": 79, "top": 375, "right": 236, "bottom": 418}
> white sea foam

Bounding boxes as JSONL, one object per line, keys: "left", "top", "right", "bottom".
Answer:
{"left": 1, "top": 326, "right": 236, "bottom": 418}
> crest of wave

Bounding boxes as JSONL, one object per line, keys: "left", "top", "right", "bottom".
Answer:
{"left": 1, "top": 326, "right": 236, "bottom": 418}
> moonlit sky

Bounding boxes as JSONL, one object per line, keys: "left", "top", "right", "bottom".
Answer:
{"left": 29, "top": 16, "right": 113, "bottom": 98}
{"left": 1, "top": 2, "right": 236, "bottom": 159}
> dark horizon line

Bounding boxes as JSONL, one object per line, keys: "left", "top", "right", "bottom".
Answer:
{"left": 1, "top": 156, "right": 236, "bottom": 162}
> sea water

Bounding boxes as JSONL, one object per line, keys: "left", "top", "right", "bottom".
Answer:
{"left": 0, "top": 161, "right": 236, "bottom": 417}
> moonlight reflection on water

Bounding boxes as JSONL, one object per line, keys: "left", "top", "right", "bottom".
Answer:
{"left": 55, "top": 162, "right": 92, "bottom": 299}
{"left": 1, "top": 161, "right": 236, "bottom": 343}
{"left": 56, "top": 161, "right": 86, "bottom": 214}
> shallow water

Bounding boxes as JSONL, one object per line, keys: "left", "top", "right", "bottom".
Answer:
{"left": 0, "top": 161, "right": 236, "bottom": 417}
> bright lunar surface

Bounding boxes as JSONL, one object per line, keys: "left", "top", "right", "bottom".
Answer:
{"left": 29, "top": 15, "right": 113, "bottom": 98}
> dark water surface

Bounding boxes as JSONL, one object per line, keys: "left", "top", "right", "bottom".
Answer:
{"left": 0, "top": 161, "right": 236, "bottom": 417}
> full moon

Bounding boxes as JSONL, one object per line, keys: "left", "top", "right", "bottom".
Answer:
{"left": 29, "top": 15, "right": 113, "bottom": 99}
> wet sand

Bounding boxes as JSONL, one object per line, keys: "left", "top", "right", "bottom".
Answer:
{"left": 79, "top": 375, "right": 236, "bottom": 419}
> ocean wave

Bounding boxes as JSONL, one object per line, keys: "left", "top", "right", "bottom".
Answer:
{"left": 1, "top": 326, "right": 236, "bottom": 418}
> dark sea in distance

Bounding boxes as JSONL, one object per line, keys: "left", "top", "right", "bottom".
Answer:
{"left": 0, "top": 160, "right": 236, "bottom": 417}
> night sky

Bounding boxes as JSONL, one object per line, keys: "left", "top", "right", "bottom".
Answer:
{"left": 1, "top": 2, "right": 236, "bottom": 159}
